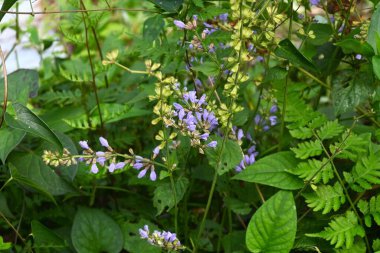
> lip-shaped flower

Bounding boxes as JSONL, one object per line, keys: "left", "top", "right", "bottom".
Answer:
{"left": 79, "top": 141, "right": 90, "bottom": 150}
{"left": 99, "top": 137, "right": 109, "bottom": 148}
{"left": 174, "top": 20, "right": 186, "bottom": 29}
{"left": 91, "top": 163, "right": 99, "bottom": 174}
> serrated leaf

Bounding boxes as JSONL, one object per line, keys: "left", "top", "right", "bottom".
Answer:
{"left": 275, "top": 39, "right": 317, "bottom": 73}
{"left": 0, "top": 127, "right": 25, "bottom": 163}
{"left": 289, "top": 127, "right": 313, "bottom": 139}
{"left": 32, "top": 220, "right": 67, "bottom": 249}
{"left": 71, "top": 207, "right": 123, "bottom": 253}
{"left": 233, "top": 151, "right": 303, "bottom": 190}
{"left": 307, "top": 211, "right": 365, "bottom": 249}
{"left": 5, "top": 103, "right": 62, "bottom": 149}
{"left": 357, "top": 195, "right": 380, "bottom": 227}
{"left": 303, "top": 182, "right": 346, "bottom": 214}
{"left": 246, "top": 191, "right": 297, "bottom": 253}
{"left": 334, "top": 239, "right": 366, "bottom": 253}
{"left": 291, "top": 140, "right": 323, "bottom": 159}
{"left": 329, "top": 132, "right": 367, "bottom": 161}
{"left": 206, "top": 136, "right": 243, "bottom": 175}
{"left": 291, "top": 158, "right": 334, "bottom": 184}
{"left": 153, "top": 177, "right": 189, "bottom": 215}
{"left": 317, "top": 120, "right": 344, "bottom": 140}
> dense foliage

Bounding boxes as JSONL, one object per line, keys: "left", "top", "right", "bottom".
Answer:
{"left": 1, "top": 0, "right": 380, "bottom": 252}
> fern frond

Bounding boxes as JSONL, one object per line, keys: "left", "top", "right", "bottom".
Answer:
{"left": 39, "top": 89, "right": 81, "bottom": 105}
{"left": 291, "top": 158, "right": 334, "bottom": 184}
{"left": 329, "top": 132, "right": 367, "bottom": 161}
{"left": 289, "top": 127, "right": 313, "bottom": 140}
{"left": 334, "top": 239, "right": 366, "bottom": 253}
{"left": 317, "top": 120, "right": 344, "bottom": 140}
{"left": 303, "top": 182, "right": 346, "bottom": 214}
{"left": 343, "top": 151, "right": 380, "bottom": 192}
{"left": 357, "top": 195, "right": 380, "bottom": 227}
{"left": 291, "top": 140, "right": 323, "bottom": 159}
{"left": 306, "top": 211, "right": 365, "bottom": 249}
{"left": 59, "top": 66, "right": 92, "bottom": 83}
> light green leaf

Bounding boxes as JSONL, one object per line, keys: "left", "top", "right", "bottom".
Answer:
{"left": 31, "top": 220, "right": 67, "bottom": 249}
{"left": 291, "top": 140, "right": 323, "bottom": 159}
{"left": 149, "top": 0, "right": 183, "bottom": 13}
{"left": 367, "top": 3, "right": 380, "bottom": 53}
{"left": 192, "top": 62, "right": 220, "bottom": 76}
{"left": 246, "top": 191, "right": 297, "bottom": 253}
{"left": 233, "top": 152, "right": 303, "bottom": 190}
{"left": 0, "top": 127, "right": 25, "bottom": 163}
{"left": 5, "top": 103, "right": 62, "bottom": 149}
{"left": 206, "top": 136, "right": 243, "bottom": 175}
{"left": 71, "top": 207, "right": 123, "bottom": 253}
{"left": 0, "top": 236, "right": 11, "bottom": 250}
{"left": 153, "top": 177, "right": 189, "bottom": 215}
{"left": 373, "top": 55, "right": 380, "bottom": 80}
{"left": 317, "top": 120, "right": 344, "bottom": 140}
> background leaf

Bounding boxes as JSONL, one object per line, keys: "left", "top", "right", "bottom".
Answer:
{"left": 246, "top": 191, "right": 297, "bottom": 253}
{"left": 0, "top": 0, "right": 18, "bottom": 22}
{"left": 149, "top": 0, "right": 183, "bottom": 13}
{"left": 5, "top": 103, "right": 62, "bottom": 149}
{"left": 367, "top": 3, "right": 380, "bottom": 53}
{"left": 31, "top": 220, "right": 67, "bottom": 249}
{"left": 71, "top": 207, "right": 124, "bottom": 253}
{"left": 233, "top": 151, "right": 303, "bottom": 190}
{"left": 0, "top": 127, "right": 25, "bottom": 163}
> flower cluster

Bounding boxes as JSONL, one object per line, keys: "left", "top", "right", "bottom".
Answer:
{"left": 254, "top": 104, "right": 278, "bottom": 131}
{"left": 235, "top": 145, "right": 259, "bottom": 172}
{"left": 139, "top": 225, "right": 184, "bottom": 251}
{"left": 171, "top": 91, "right": 218, "bottom": 153}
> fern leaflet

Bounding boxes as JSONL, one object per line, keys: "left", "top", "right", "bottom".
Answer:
{"left": 306, "top": 211, "right": 365, "bottom": 249}
{"left": 357, "top": 195, "right": 380, "bottom": 227}
{"left": 291, "top": 158, "right": 334, "bottom": 184}
{"left": 329, "top": 132, "right": 368, "bottom": 161}
{"left": 303, "top": 182, "right": 345, "bottom": 214}
{"left": 317, "top": 120, "right": 344, "bottom": 140}
{"left": 291, "top": 140, "right": 323, "bottom": 159}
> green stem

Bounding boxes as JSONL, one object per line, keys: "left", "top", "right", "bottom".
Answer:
{"left": 170, "top": 173, "right": 178, "bottom": 234}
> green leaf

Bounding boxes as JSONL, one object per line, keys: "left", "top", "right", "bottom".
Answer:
{"left": 246, "top": 191, "right": 297, "bottom": 253}
{"left": 357, "top": 195, "right": 380, "bottom": 227}
{"left": 307, "top": 24, "right": 333, "bottom": 46}
{"left": 149, "top": 0, "right": 183, "bottom": 13}
{"left": 335, "top": 239, "right": 366, "bottom": 253}
{"left": 121, "top": 219, "right": 160, "bottom": 253}
{"left": 143, "top": 15, "right": 165, "bottom": 42}
{"left": 153, "top": 177, "right": 189, "bottom": 215}
{"left": 303, "top": 182, "right": 346, "bottom": 214}
{"left": 31, "top": 220, "right": 67, "bottom": 249}
{"left": 373, "top": 55, "right": 380, "bottom": 80}
{"left": 71, "top": 207, "right": 123, "bottom": 253}
{"left": 206, "top": 136, "right": 243, "bottom": 175}
{"left": 307, "top": 211, "right": 365, "bottom": 249}
{"left": 5, "top": 103, "right": 62, "bottom": 149}
{"left": 373, "top": 239, "right": 380, "bottom": 253}
{"left": 233, "top": 152, "right": 303, "bottom": 190}
{"left": 0, "top": 69, "right": 39, "bottom": 105}
{"left": 0, "top": 127, "right": 25, "bottom": 163}
{"left": 0, "top": 193, "right": 14, "bottom": 219}
{"left": 0, "top": 0, "right": 18, "bottom": 22}
{"left": 192, "top": 61, "right": 220, "bottom": 76}
{"left": 317, "top": 120, "right": 344, "bottom": 140}
{"left": 9, "top": 153, "right": 74, "bottom": 197}
{"left": 367, "top": 4, "right": 380, "bottom": 53}
{"left": 291, "top": 158, "right": 334, "bottom": 184}
{"left": 274, "top": 39, "right": 317, "bottom": 73}
{"left": 335, "top": 39, "right": 374, "bottom": 56}
{"left": 332, "top": 69, "right": 374, "bottom": 115}
{"left": 289, "top": 126, "right": 313, "bottom": 139}
{"left": 291, "top": 140, "right": 323, "bottom": 160}
{"left": 329, "top": 132, "right": 368, "bottom": 161}
{"left": 0, "top": 236, "right": 11, "bottom": 250}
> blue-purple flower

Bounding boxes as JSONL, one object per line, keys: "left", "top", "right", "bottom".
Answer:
{"left": 139, "top": 225, "right": 184, "bottom": 251}
{"left": 310, "top": 0, "right": 320, "bottom": 6}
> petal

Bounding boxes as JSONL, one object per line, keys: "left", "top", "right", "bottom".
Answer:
{"left": 138, "top": 168, "right": 148, "bottom": 178}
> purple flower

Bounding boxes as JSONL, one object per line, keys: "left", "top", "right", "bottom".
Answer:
{"left": 269, "top": 115, "right": 277, "bottom": 126}
{"left": 219, "top": 13, "right": 228, "bottom": 22}
{"left": 108, "top": 163, "right": 116, "bottom": 172}
{"left": 173, "top": 103, "right": 183, "bottom": 110}
{"left": 235, "top": 152, "right": 258, "bottom": 172}
{"left": 270, "top": 105, "right": 278, "bottom": 114}
{"left": 237, "top": 129, "right": 244, "bottom": 141}
{"left": 153, "top": 146, "right": 160, "bottom": 156}
{"left": 174, "top": 20, "right": 186, "bottom": 29}
{"left": 310, "top": 0, "right": 320, "bottom": 5}
{"left": 139, "top": 225, "right": 149, "bottom": 238}
{"left": 91, "top": 163, "right": 99, "bottom": 174}
{"left": 99, "top": 137, "right": 109, "bottom": 148}
{"left": 150, "top": 169, "right": 157, "bottom": 181}
{"left": 195, "top": 79, "right": 202, "bottom": 88}
{"left": 207, "top": 141, "right": 217, "bottom": 148}
{"left": 200, "top": 133, "right": 209, "bottom": 140}
{"left": 97, "top": 157, "right": 106, "bottom": 166}
{"left": 254, "top": 114, "right": 261, "bottom": 125}
{"left": 79, "top": 141, "right": 90, "bottom": 150}
{"left": 203, "top": 22, "right": 214, "bottom": 28}
{"left": 115, "top": 162, "right": 125, "bottom": 170}
{"left": 133, "top": 162, "right": 144, "bottom": 170}
{"left": 138, "top": 168, "right": 148, "bottom": 178}
{"left": 355, "top": 54, "right": 362, "bottom": 60}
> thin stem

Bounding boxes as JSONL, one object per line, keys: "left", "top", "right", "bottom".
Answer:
{"left": 0, "top": 8, "right": 157, "bottom": 15}
{"left": 297, "top": 67, "right": 330, "bottom": 89}
{"left": 0, "top": 177, "right": 12, "bottom": 192}
{"left": 80, "top": 0, "right": 104, "bottom": 131}
{"left": 0, "top": 211, "right": 25, "bottom": 243}
{"left": 255, "top": 183, "right": 265, "bottom": 203}
{"left": 0, "top": 46, "right": 8, "bottom": 128}
{"left": 112, "top": 61, "right": 149, "bottom": 74}
{"left": 170, "top": 174, "right": 178, "bottom": 233}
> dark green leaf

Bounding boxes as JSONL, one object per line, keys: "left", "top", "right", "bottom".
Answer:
{"left": 143, "top": 15, "right": 165, "bottom": 42}
{"left": 0, "top": 0, "right": 18, "bottom": 22}
{"left": 0, "top": 127, "right": 25, "bottom": 163}
{"left": 31, "top": 220, "right": 67, "bottom": 249}
{"left": 9, "top": 153, "right": 74, "bottom": 197}
{"left": 233, "top": 152, "right": 303, "bottom": 190}
{"left": 373, "top": 55, "right": 380, "bottom": 80}
{"left": 5, "top": 103, "right": 63, "bottom": 149}
{"left": 335, "top": 39, "right": 374, "bottom": 56}
{"left": 275, "top": 39, "right": 317, "bottom": 73}
{"left": 332, "top": 70, "right": 374, "bottom": 115}
{"left": 313, "top": 43, "right": 344, "bottom": 75}
{"left": 0, "top": 69, "right": 39, "bottom": 105}
{"left": 263, "top": 66, "right": 287, "bottom": 83}
{"left": 71, "top": 207, "right": 124, "bottom": 253}
{"left": 367, "top": 4, "right": 380, "bottom": 53}
{"left": 307, "top": 24, "right": 333, "bottom": 46}
{"left": 0, "top": 193, "right": 14, "bottom": 219}
{"left": 153, "top": 177, "right": 189, "bottom": 215}
{"left": 149, "top": 0, "right": 183, "bottom": 13}
{"left": 206, "top": 136, "right": 243, "bottom": 175}
{"left": 246, "top": 191, "right": 297, "bottom": 253}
